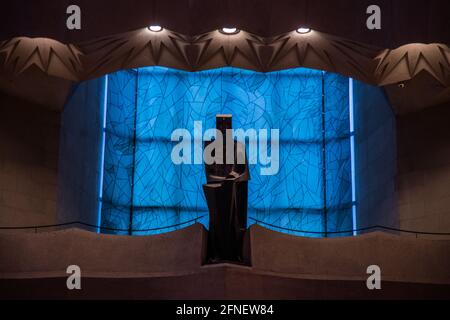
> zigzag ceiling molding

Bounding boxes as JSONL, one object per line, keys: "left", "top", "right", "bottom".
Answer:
{"left": 80, "top": 28, "right": 191, "bottom": 79}
{"left": 265, "top": 30, "right": 378, "bottom": 83}
{"left": 0, "top": 28, "right": 449, "bottom": 87}
{"left": 189, "top": 30, "right": 266, "bottom": 71}
{"left": 0, "top": 37, "right": 83, "bottom": 81}
{"left": 78, "top": 28, "right": 379, "bottom": 83}
{"left": 375, "top": 43, "right": 450, "bottom": 86}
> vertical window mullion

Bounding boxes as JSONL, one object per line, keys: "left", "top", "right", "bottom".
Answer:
{"left": 321, "top": 71, "right": 328, "bottom": 237}
{"left": 129, "top": 70, "right": 139, "bottom": 235}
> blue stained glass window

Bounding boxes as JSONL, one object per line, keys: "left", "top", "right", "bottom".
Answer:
{"left": 100, "top": 66, "right": 353, "bottom": 237}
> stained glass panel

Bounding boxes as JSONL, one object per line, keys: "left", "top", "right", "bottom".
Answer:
{"left": 100, "top": 67, "right": 352, "bottom": 236}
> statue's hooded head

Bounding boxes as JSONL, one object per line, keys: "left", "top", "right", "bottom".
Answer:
{"left": 216, "top": 114, "right": 232, "bottom": 137}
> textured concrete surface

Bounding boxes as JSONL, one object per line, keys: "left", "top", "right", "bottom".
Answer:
{"left": 0, "top": 223, "right": 207, "bottom": 277}
{"left": 354, "top": 80, "right": 398, "bottom": 230}
{"left": 248, "top": 225, "right": 450, "bottom": 284}
{"left": 396, "top": 102, "right": 450, "bottom": 238}
{"left": 0, "top": 92, "right": 60, "bottom": 228}
{"left": 1, "top": 224, "right": 450, "bottom": 299}
{"left": 57, "top": 78, "right": 104, "bottom": 227}
{"left": 2, "top": 224, "right": 449, "bottom": 285}
{"left": 1, "top": 264, "right": 449, "bottom": 300}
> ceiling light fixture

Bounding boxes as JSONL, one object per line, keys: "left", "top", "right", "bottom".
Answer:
{"left": 219, "top": 27, "right": 240, "bottom": 35}
{"left": 148, "top": 25, "right": 163, "bottom": 32}
{"left": 296, "top": 27, "right": 311, "bottom": 34}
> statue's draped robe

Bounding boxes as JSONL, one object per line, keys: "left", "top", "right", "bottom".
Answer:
{"left": 203, "top": 140, "right": 250, "bottom": 262}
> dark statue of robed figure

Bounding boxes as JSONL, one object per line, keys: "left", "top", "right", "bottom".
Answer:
{"left": 203, "top": 115, "right": 250, "bottom": 263}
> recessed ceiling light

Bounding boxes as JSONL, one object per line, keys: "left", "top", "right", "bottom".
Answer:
{"left": 296, "top": 27, "right": 311, "bottom": 34}
{"left": 220, "top": 27, "right": 239, "bottom": 35}
{"left": 148, "top": 25, "right": 163, "bottom": 32}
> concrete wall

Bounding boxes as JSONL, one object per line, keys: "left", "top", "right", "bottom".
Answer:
{"left": 3, "top": 263, "right": 449, "bottom": 299}
{"left": 396, "top": 102, "right": 450, "bottom": 236}
{"left": 248, "top": 224, "right": 450, "bottom": 284}
{"left": 57, "top": 78, "right": 105, "bottom": 228}
{"left": 0, "top": 92, "right": 60, "bottom": 228}
{"left": 0, "top": 223, "right": 207, "bottom": 277}
{"left": 354, "top": 81, "right": 398, "bottom": 229}
{"left": 2, "top": 223, "right": 448, "bottom": 288}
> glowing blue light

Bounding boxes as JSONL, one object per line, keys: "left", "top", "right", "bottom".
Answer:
{"left": 100, "top": 67, "right": 353, "bottom": 237}
{"left": 349, "top": 78, "right": 357, "bottom": 235}
{"left": 97, "top": 74, "right": 108, "bottom": 233}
